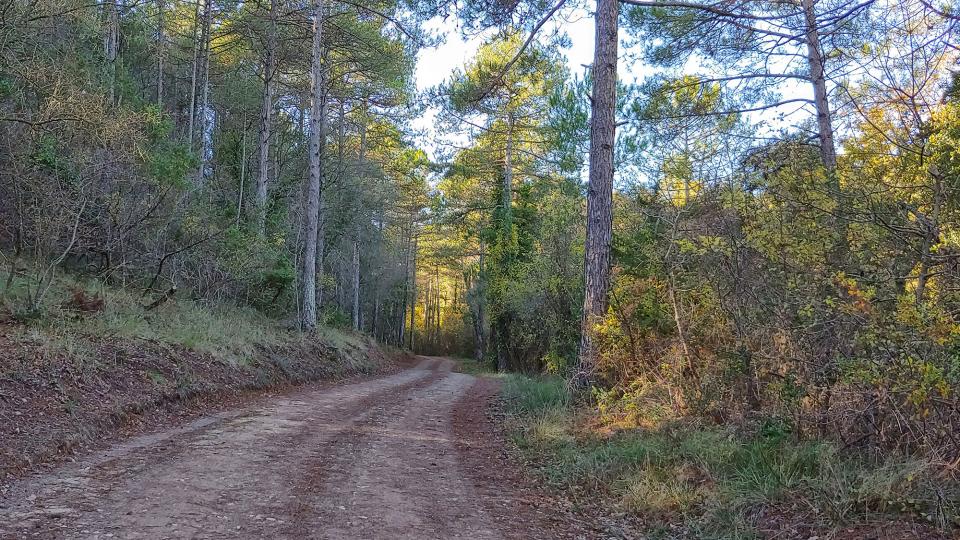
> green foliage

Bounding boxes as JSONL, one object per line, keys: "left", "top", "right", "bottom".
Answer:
{"left": 30, "top": 135, "right": 61, "bottom": 170}
{"left": 448, "top": 32, "right": 564, "bottom": 116}
{"left": 0, "top": 73, "right": 14, "bottom": 98}
{"left": 545, "top": 75, "right": 590, "bottom": 174}
{"left": 502, "top": 374, "right": 570, "bottom": 415}
{"left": 263, "top": 257, "right": 294, "bottom": 294}
{"left": 321, "top": 306, "right": 352, "bottom": 329}
{"left": 452, "top": 356, "right": 497, "bottom": 375}
{"left": 143, "top": 107, "right": 196, "bottom": 188}
{"left": 434, "top": 35, "right": 583, "bottom": 365}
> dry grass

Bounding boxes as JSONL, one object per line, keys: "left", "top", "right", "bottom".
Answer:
{"left": 501, "top": 375, "right": 959, "bottom": 539}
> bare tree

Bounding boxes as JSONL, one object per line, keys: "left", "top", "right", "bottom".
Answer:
{"left": 156, "top": 0, "right": 165, "bottom": 107}
{"left": 300, "top": 0, "right": 327, "bottom": 331}
{"left": 256, "top": 0, "right": 278, "bottom": 237}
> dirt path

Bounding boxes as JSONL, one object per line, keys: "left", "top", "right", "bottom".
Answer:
{"left": 0, "top": 357, "right": 599, "bottom": 540}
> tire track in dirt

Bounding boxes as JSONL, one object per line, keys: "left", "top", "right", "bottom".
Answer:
{"left": 283, "top": 359, "right": 505, "bottom": 539}
{"left": 0, "top": 363, "right": 438, "bottom": 539}
{"left": 0, "top": 356, "right": 592, "bottom": 540}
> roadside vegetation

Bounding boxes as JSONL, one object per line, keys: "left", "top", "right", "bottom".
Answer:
{"left": 451, "top": 356, "right": 500, "bottom": 376}
{"left": 2, "top": 0, "right": 959, "bottom": 537}
{"left": 1, "top": 260, "right": 387, "bottom": 372}
{"left": 6, "top": 270, "right": 278, "bottom": 359}
{"left": 502, "top": 376, "right": 957, "bottom": 538}
{"left": 0, "top": 264, "right": 398, "bottom": 479}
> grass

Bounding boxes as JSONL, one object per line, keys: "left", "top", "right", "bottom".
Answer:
{"left": 500, "top": 375, "right": 958, "bottom": 539}
{"left": 2, "top": 267, "right": 289, "bottom": 359}
{"left": 502, "top": 375, "right": 570, "bottom": 414}
{"left": 0, "top": 264, "right": 380, "bottom": 375}
{"left": 87, "top": 285, "right": 283, "bottom": 352}
{"left": 450, "top": 356, "right": 499, "bottom": 375}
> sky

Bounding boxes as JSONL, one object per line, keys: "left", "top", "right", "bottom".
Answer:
{"left": 410, "top": 12, "right": 598, "bottom": 160}
{"left": 409, "top": 11, "right": 815, "bottom": 163}
{"left": 413, "top": 14, "right": 597, "bottom": 92}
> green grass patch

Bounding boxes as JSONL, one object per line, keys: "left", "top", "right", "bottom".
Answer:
{"left": 451, "top": 356, "right": 498, "bottom": 375}
{"left": 502, "top": 374, "right": 570, "bottom": 415}
{"left": 1, "top": 268, "right": 287, "bottom": 364}
{"left": 501, "top": 374, "right": 958, "bottom": 538}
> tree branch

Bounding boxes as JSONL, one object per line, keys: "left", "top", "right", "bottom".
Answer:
{"left": 641, "top": 98, "right": 814, "bottom": 120}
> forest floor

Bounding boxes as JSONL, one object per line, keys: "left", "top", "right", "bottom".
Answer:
{"left": 0, "top": 357, "right": 636, "bottom": 540}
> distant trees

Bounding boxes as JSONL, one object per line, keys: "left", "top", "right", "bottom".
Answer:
{"left": 443, "top": 34, "right": 568, "bottom": 369}
{"left": 433, "top": 34, "right": 584, "bottom": 369}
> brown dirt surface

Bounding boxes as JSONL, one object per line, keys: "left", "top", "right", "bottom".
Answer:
{"left": 452, "top": 376, "right": 645, "bottom": 539}
{"left": 0, "top": 327, "right": 402, "bottom": 484}
{"left": 0, "top": 357, "right": 618, "bottom": 539}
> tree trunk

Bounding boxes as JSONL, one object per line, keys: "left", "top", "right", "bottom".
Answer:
{"left": 496, "top": 316, "right": 510, "bottom": 372}
{"left": 503, "top": 112, "right": 514, "bottom": 220}
{"left": 399, "top": 218, "right": 411, "bottom": 346}
{"left": 187, "top": 0, "right": 201, "bottom": 147}
{"left": 255, "top": 0, "right": 277, "bottom": 237}
{"left": 424, "top": 279, "right": 432, "bottom": 349}
{"left": 434, "top": 266, "right": 441, "bottom": 346}
{"left": 668, "top": 279, "right": 693, "bottom": 378}
{"left": 237, "top": 122, "right": 246, "bottom": 226}
{"left": 156, "top": 0, "right": 164, "bottom": 107}
{"left": 573, "top": 0, "right": 618, "bottom": 390}
{"left": 494, "top": 112, "right": 515, "bottom": 371}
{"left": 916, "top": 174, "right": 943, "bottom": 304}
{"left": 801, "top": 0, "right": 847, "bottom": 254}
{"left": 196, "top": 0, "right": 213, "bottom": 185}
{"left": 473, "top": 240, "right": 486, "bottom": 361}
{"left": 801, "top": 0, "right": 838, "bottom": 175}
{"left": 352, "top": 114, "right": 367, "bottom": 331}
{"left": 316, "top": 180, "right": 327, "bottom": 307}
{"left": 352, "top": 238, "right": 360, "bottom": 330}
{"left": 372, "top": 288, "right": 380, "bottom": 337}
{"left": 300, "top": 0, "right": 325, "bottom": 331}
{"left": 104, "top": 0, "right": 120, "bottom": 105}
{"left": 408, "top": 234, "right": 418, "bottom": 350}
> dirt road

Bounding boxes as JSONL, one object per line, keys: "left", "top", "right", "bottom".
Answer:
{"left": 0, "top": 357, "right": 601, "bottom": 539}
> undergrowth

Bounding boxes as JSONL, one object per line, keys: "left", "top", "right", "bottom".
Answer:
{"left": 501, "top": 375, "right": 959, "bottom": 539}
{"left": 452, "top": 356, "right": 500, "bottom": 376}
{"left": 0, "top": 265, "right": 393, "bottom": 477}
{"left": 0, "top": 267, "right": 377, "bottom": 372}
